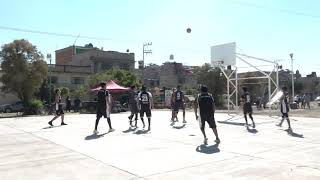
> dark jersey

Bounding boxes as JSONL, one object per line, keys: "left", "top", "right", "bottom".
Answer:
{"left": 97, "top": 89, "right": 109, "bottom": 107}
{"left": 197, "top": 93, "right": 214, "bottom": 117}
{"left": 129, "top": 90, "right": 138, "bottom": 104}
{"left": 241, "top": 92, "right": 251, "bottom": 105}
{"left": 175, "top": 91, "right": 184, "bottom": 102}
{"left": 280, "top": 91, "right": 289, "bottom": 113}
{"left": 139, "top": 91, "right": 152, "bottom": 105}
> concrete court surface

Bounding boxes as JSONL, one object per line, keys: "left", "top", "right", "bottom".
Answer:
{"left": 0, "top": 110, "right": 319, "bottom": 180}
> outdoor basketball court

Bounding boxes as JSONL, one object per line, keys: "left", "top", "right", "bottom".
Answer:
{"left": 0, "top": 111, "right": 319, "bottom": 180}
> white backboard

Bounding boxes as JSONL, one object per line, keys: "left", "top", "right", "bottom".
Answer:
{"left": 211, "top": 42, "right": 236, "bottom": 66}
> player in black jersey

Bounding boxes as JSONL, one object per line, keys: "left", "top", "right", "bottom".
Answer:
{"left": 173, "top": 85, "right": 186, "bottom": 123}
{"left": 93, "top": 82, "right": 114, "bottom": 134}
{"left": 138, "top": 86, "right": 153, "bottom": 131}
{"left": 241, "top": 87, "right": 255, "bottom": 128}
{"left": 128, "top": 85, "right": 139, "bottom": 127}
{"left": 170, "top": 88, "right": 179, "bottom": 122}
{"left": 48, "top": 89, "right": 67, "bottom": 126}
{"left": 277, "top": 87, "right": 292, "bottom": 131}
{"left": 194, "top": 86, "right": 220, "bottom": 145}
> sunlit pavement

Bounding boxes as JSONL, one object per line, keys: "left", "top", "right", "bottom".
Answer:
{"left": 0, "top": 111, "right": 319, "bottom": 180}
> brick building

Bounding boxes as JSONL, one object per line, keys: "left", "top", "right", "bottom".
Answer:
{"left": 55, "top": 44, "right": 135, "bottom": 72}
{"left": 138, "top": 62, "right": 197, "bottom": 89}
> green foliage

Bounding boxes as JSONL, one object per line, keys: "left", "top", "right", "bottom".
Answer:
{"left": 27, "top": 99, "right": 44, "bottom": 109}
{"left": 194, "top": 63, "right": 227, "bottom": 107}
{"left": 60, "top": 87, "right": 70, "bottom": 97}
{"left": 24, "top": 99, "right": 44, "bottom": 115}
{"left": 239, "top": 72, "right": 265, "bottom": 99}
{"left": 0, "top": 39, "right": 48, "bottom": 104}
{"left": 35, "top": 80, "right": 55, "bottom": 103}
{"left": 185, "top": 88, "right": 197, "bottom": 96}
{"left": 88, "top": 68, "right": 139, "bottom": 87}
{"left": 70, "top": 85, "right": 88, "bottom": 98}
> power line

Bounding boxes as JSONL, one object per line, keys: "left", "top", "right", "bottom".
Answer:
{"left": 0, "top": 25, "right": 112, "bottom": 41}
{"left": 226, "top": 0, "right": 320, "bottom": 19}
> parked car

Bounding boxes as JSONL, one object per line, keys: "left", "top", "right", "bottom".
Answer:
{"left": 0, "top": 101, "right": 24, "bottom": 113}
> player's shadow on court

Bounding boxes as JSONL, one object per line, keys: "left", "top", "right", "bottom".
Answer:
{"left": 218, "top": 121, "right": 246, "bottom": 126}
{"left": 134, "top": 129, "right": 149, "bottom": 135}
{"left": 42, "top": 125, "right": 62, "bottom": 129}
{"left": 173, "top": 124, "right": 186, "bottom": 129}
{"left": 196, "top": 144, "right": 220, "bottom": 154}
{"left": 85, "top": 133, "right": 107, "bottom": 140}
{"left": 286, "top": 129, "right": 304, "bottom": 138}
{"left": 122, "top": 127, "right": 138, "bottom": 133}
{"left": 247, "top": 127, "right": 258, "bottom": 134}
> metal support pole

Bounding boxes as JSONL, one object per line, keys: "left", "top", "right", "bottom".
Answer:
{"left": 276, "top": 63, "right": 279, "bottom": 91}
{"left": 142, "top": 42, "right": 152, "bottom": 85}
{"left": 227, "top": 78, "right": 230, "bottom": 112}
{"left": 47, "top": 54, "right": 52, "bottom": 105}
{"left": 142, "top": 45, "right": 144, "bottom": 84}
{"left": 49, "top": 58, "right": 51, "bottom": 104}
{"left": 268, "top": 78, "right": 271, "bottom": 116}
{"left": 291, "top": 58, "right": 295, "bottom": 101}
{"left": 235, "top": 67, "right": 238, "bottom": 108}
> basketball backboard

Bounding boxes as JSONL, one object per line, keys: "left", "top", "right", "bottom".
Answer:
{"left": 211, "top": 42, "right": 236, "bottom": 66}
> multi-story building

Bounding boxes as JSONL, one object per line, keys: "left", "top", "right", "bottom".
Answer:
{"left": 49, "top": 44, "right": 135, "bottom": 91}
{"left": 55, "top": 44, "right": 135, "bottom": 72}
{"left": 136, "top": 62, "right": 197, "bottom": 89}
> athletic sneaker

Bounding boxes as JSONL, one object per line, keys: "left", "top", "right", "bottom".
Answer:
{"left": 61, "top": 122, "right": 67, "bottom": 126}
{"left": 48, "top": 121, "right": 53, "bottom": 126}
{"left": 93, "top": 130, "right": 99, "bottom": 134}
{"left": 183, "top": 119, "right": 187, "bottom": 123}
{"left": 109, "top": 128, "right": 115, "bottom": 132}
{"left": 204, "top": 138, "right": 208, "bottom": 145}
{"left": 215, "top": 138, "right": 221, "bottom": 144}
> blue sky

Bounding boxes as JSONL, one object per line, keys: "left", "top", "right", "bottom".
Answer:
{"left": 0, "top": 0, "right": 319, "bottom": 76}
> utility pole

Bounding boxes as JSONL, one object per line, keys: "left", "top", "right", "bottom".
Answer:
{"left": 289, "top": 53, "right": 295, "bottom": 101}
{"left": 47, "top": 54, "right": 52, "bottom": 105}
{"left": 142, "top": 42, "right": 152, "bottom": 84}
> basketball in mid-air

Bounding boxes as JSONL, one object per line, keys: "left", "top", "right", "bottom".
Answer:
{"left": 186, "top": 28, "right": 191, "bottom": 33}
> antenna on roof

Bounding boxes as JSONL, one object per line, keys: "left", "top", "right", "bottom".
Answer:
{"left": 73, "top": 34, "right": 80, "bottom": 46}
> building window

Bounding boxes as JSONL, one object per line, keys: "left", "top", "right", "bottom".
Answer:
{"left": 48, "top": 76, "right": 58, "bottom": 84}
{"left": 101, "top": 63, "right": 113, "bottom": 71}
{"left": 120, "top": 63, "right": 130, "bottom": 70}
{"left": 72, "top": 77, "right": 85, "bottom": 84}
{"left": 178, "top": 78, "right": 185, "bottom": 84}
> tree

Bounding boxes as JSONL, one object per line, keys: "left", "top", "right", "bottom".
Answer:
{"left": 35, "top": 79, "right": 55, "bottom": 103}
{"left": 88, "top": 68, "right": 140, "bottom": 88}
{"left": 239, "top": 72, "right": 266, "bottom": 99}
{"left": 194, "top": 63, "right": 227, "bottom": 107}
{"left": 60, "top": 87, "right": 70, "bottom": 97}
{"left": 0, "top": 39, "right": 48, "bottom": 104}
{"left": 70, "top": 85, "right": 88, "bottom": 99}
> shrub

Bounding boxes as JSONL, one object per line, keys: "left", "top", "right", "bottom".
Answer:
{"left": 24, "top": 99, "right": 44, "bottom": 115}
